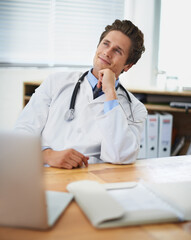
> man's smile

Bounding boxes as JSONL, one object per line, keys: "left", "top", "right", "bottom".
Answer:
{"left": 98, "top": 56, "right": 111, "bottom": 65}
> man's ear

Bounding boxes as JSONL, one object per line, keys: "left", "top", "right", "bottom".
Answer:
{"left": 123, "top": 63, "right": 133, "bottom": 72}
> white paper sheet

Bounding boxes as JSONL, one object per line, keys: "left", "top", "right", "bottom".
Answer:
{"left": 107, "top": 182, "right": 184, "bottom": 220}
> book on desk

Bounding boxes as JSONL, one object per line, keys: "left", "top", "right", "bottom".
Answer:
{"left": 67, "top": 180, "right": 191, "bottom": 228}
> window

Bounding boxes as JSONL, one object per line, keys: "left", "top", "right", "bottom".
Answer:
{"left": 158, "top": 0, "right": 191, "bottom": 89}
{"left": 0, "top": 0, "right": 124, "bottom": 67}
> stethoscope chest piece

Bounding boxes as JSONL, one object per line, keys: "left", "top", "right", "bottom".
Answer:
{"left": 64, "top": 109, "right": 75, "bottom": 121}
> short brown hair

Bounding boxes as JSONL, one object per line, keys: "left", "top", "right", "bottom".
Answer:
{"left": 99, "top": 19, "right": 145, "bottom": 65}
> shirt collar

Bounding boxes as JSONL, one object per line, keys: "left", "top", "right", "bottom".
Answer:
{"left": 87, "top": 69, "right": 119, "bottom": 89}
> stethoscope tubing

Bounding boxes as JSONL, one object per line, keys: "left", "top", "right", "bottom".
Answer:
{"left": 65, "top": 71, "right": 138, "bottom": 122}
{"left": 69, "top": 71, "right": 89, "bottom": 110}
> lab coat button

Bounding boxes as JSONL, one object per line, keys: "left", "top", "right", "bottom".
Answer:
{"left": 77, "top": 128, "right": 81, "bottom": 133}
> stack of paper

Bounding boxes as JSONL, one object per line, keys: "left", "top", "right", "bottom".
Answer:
{"left": 67, "top": 180, "right": 191, "bottom": 228}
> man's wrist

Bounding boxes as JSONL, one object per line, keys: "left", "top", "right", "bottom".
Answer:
{"left": 105, "top": 88, "right": 117, "bottom": 101}
{"left": 42, "top": 148, "right": 53, "bottom": 165}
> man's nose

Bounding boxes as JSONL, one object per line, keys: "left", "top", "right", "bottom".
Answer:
{"left": 103, "top": 47, "right": 112, "bottom": 58}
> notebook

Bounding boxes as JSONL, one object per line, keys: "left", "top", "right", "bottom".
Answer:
{"left": 0, "top": 132, "right": 73, "bottom": 230}
{"left": 67, "top": 180, "right": 191, "bottom": 228}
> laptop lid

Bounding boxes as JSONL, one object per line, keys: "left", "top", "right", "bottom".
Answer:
{"left": 0, "top": 132, "right": 73, "bottom": 230}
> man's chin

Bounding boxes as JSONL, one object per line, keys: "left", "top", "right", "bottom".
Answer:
{"left": 96, "top": 63, "right": 111, "bottom": 71}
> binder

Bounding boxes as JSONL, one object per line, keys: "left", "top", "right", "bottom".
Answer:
{"left": 67, "top": 180, "right": 191, "bottom": 228}
{"left": 137, "top": 120, "right": 147, "bottom": 159}
{"left": 186, "top": 140, "right": 191, "bottom": 155}
{"left": 146, "top": 114, "right": 159, "bottom": 158}
{"left": 171, "top": 136, "right": 185, "bottom": 156}
{"left": 158, "top": 113, "right": 173, "bottom": 157}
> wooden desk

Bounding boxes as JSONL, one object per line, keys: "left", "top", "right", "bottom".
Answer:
{"left": 1, "top": 156, "right": 191, "bottom": 240}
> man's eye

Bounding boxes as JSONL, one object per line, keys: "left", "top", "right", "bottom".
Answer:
{"left": 115, "top": 49, "right": 121, "bottom": 54}
{"left": 103, "top": 42, "right": 108, "bottom": 46}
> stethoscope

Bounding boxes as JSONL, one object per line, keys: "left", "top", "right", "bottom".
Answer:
{"left": 64, "top": 71, "right": 137, "bottom": 122}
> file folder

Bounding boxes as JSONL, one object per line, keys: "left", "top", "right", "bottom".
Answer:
{"left": 147, "top": 114, "right": 159, "bottom": 158}
{"left": 158, "top": 113, "right": 173, "bottom": 157}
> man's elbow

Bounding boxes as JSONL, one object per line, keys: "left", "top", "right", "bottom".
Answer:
{"left": 100, "top": 145, "right": 139, "bottom": 165}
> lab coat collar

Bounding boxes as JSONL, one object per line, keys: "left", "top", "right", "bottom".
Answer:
{"left": 83, "top": 75, "right": 106, "bottom": 103}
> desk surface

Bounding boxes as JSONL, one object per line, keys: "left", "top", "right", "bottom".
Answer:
{"left": 1, "top": 155, "right": 191, "bottom": 240}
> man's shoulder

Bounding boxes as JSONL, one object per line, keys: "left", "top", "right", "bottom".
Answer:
{"left": 48, "top": 71, "right": 82, "bottom": 83}
{"left": 118, "top": 85, "right": 142, "bottom": 105}
{"left": 39, "top": 71, "right": 83, "bottom": 95}
{"left": 124, "top": 89, "right": 141, "bottom": 103}
{"left": 128, "top": 90, "right": 148, "bottom": 117}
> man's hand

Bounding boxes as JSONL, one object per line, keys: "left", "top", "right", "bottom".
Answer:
{"left": 43, "top": 148, "right": 89, "bottom": 169}
{"left": 98, "top": 69, "right": 117, "bottom": 101}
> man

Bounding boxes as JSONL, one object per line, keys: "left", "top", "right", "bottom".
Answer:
{"left": 14, "top": 19, "right": 147, "bottom": 169}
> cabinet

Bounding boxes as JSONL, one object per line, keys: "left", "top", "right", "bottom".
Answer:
{"left": 23, "top": 82, "right": 191, "bottom": 154}
{"left": 128, "top": 88, "right": 191, "bottom": 137}
{"left": 128, "top": 88, "right": 191, "bottom": 155}
{"left": 23, "top": 81, "right": 42, "bottom": 107}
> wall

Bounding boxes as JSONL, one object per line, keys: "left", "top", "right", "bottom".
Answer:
{"left": 121, "top": 0, "right": 160, "bottom": 89}
{"left": 0, "top": 67, "right": 85, "bottom": 129}
{"left": 0, "top": 0, "right": 158, "bottom": 129}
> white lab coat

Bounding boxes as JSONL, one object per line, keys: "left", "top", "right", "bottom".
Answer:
{"left": 14, "top": 71, "right": 147, "bottom": 164}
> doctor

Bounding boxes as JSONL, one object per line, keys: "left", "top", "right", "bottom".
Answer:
{"left": 14, "top": 19, "right": 147, "bottom": 169}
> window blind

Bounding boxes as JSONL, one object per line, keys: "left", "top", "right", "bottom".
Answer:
{"left": 158, "top": 0, "right": 191, "bottom": 88}
{"left": 0, "top": 0, "right": 125, "bottom": 67}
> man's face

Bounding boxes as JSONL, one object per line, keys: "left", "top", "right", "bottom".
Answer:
{"left": 93, "top": 30, "right": 132, "bottom": 79}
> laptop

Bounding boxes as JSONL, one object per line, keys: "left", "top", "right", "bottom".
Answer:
{"left": 0, "top": 131, "right": 73, "bottom": 230}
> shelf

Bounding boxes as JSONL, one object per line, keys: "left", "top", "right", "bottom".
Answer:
{"left": 128, "top": 88, "right": 191, "bottom": 97}
{"left": 23, "top": 81, "right": 41, "bottom": 107}
{"left": 145, "top": 104, "right": 190, "bottom": 113}
{"left": 24, "top": 96, "right": 31, "bottom": 101}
